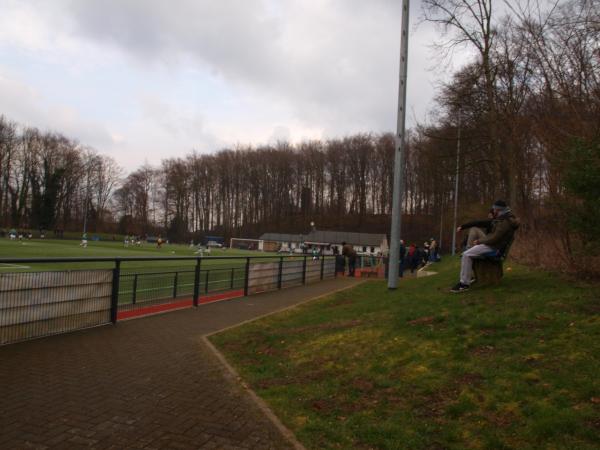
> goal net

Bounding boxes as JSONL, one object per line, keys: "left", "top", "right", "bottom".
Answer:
{"left": 229, "top": 238, "right": 264, "bottom": 251}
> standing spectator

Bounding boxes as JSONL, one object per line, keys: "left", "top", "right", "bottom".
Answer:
{"left": 429, "top": 238, "right": 438, "bottom": 262}
{"left": 423, "top": 241, "right": 430, "bottom": 262}
{"left": 399, "top": 239, "right": 406, "bottom": 277}
{"left": 342, "top": 241, "right": 357, "bottom": 277}
{"left": 408, "top": 243, "right": 419, "bottom": 273}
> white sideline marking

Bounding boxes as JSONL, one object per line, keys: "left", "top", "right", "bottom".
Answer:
{"left": 417, "top": 264, "right": 437, "bottom": 278}
{"left": 0, "top": 264, "right": 31, "bottom": 269}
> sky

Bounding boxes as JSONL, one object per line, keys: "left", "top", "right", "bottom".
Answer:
{"left": 0, "top": 0, "right": 469, "bottom": 168}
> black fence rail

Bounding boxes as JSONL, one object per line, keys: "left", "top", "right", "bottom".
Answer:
{"left": 0, "top": 255, "right": 336, "bottom": 345}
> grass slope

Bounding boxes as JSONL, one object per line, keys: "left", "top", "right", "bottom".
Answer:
{"left": 210, "top": 259, "right": 600, "bottom": 450}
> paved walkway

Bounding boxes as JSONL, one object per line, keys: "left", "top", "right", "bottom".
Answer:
{"left": 0, "top": 278, "right": 360, "bottom": 450}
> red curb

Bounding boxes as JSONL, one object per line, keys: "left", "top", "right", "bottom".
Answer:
{"left": 117, "top": 289, "right": 245, "bottom": 320}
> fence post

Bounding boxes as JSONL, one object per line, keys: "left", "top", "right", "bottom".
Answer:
{"left": 277, "top": 256, "right": 283, "bottom": 289}
{"left": 110, "top": 258, "right": 121, "bottom": 324}
{"left": 244, "top": 257, "right": 250, "bottom": 296}
{"left": 132, "top": 274, "right": 138, "bottom": 304}
{"left": 193, "top": 258, "right": 201, "bottom": 307}
{"left": 302, "top": 256, "right": 307, "bottom": 285}
{"left": 230, "top": 267, "right": 235, "bottom": 289}
{"left": 173, "top": 272, "right": 178, "bottom": 298}
{"left": 205, "top": 270, "right": 210, "bottom": 294}
{"left": 320, "top": 256, "right": 325, "bottom": 280}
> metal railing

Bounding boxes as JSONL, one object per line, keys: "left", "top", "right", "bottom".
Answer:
{"left": 0, "top": 255, "right": 336, "bottom": 345}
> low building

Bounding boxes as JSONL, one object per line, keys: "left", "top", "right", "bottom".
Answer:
{"left": 259, "top": 233, "right": 305, "bottom": 252}
{"left": 259, "top": 230, "right": 388, "bottom": 255}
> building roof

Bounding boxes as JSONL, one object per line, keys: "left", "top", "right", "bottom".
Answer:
{"left": 260, "top": 233, "right": 305, "bottom": 243}
{"left": 260, "top": 230, "right": 387, "bottom": 247}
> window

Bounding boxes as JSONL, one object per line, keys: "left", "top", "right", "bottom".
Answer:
{"left": 363, "top": 246, "right": 367, "bottom": 252}
{"left": 371, "top": 246, "right": 375, "bottom": 253}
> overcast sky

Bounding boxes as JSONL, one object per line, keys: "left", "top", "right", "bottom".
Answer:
{"left": 0, "top": 0, "right": 468, "bottom": 168}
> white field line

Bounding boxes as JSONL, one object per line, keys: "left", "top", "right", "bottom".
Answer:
{"left": 0, "top": 263, "right": 31, "bottom": 269}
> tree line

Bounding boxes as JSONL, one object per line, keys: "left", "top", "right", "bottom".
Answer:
{"left": 0, "top": 120, "right": 121, "bottom": 234}
{"left": 1, "top": 0, "right": 598, "bottom": 274}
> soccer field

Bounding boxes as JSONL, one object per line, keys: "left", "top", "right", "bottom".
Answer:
{"left": 0, "top": 239, "right": 286, "bottom": 307}
{"left": 0, "top": 238, "right": 273, "bottom": 271}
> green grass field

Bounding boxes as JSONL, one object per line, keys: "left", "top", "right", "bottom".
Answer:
{"left": 0, "top": 238, "right": 268, "bottom": 269}
{"left": 211, "top": 259, "right": 600, "bottom": 450}
{"left": 0, "top": 238, "right": 280, "bottom": 305}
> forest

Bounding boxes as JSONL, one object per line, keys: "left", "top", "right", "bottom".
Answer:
{"left": 0, "top": 0, "right": 598, "bottom": 275}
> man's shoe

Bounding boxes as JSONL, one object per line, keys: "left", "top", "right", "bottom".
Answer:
{"left": 450, "top": 282, "right": 470, "bottom": 293}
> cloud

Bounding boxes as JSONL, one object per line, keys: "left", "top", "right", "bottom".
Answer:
{"left": 0, "top": 0, "right": 468, "bottom": 169}
{"left": 0, "top": 69, "right": 114, "bottom": 147}
{"left": 44, "top": 0, "right": 441, "bottom": 131}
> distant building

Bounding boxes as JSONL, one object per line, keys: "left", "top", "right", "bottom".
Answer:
{"left": 259, "top": 230, "right": 388, "bottom": 255}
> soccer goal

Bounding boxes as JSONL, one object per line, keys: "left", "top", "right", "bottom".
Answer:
{"left": 229, "top": 238, "right": 264, "bottom": 251}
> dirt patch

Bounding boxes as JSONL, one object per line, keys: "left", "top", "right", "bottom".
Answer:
{"left": 310, "top": 398, "right": 335, "bottom": 413}
{"left": 338, "top": 399, "right": 365, "bottom": 414}
{"left": 380, "top": 387, "right": 409, "bottom": 408}
{"left": 479, "top": 328, "right": 496, "bottom": 336}
{"left": 455, "top": 372, "right": 484, "bottom": 387}
{"left": 408, "top": 316, "right": 435, "bottom": 326}
{"left": 414, "top": 394, "right": 449, "bottom": 419}
{"left": 486, "top": 411, "right": 518, "bottom": 428}
{"left": 469, "top": 345, "right": 496, "bottom": 357}
{"left": 587, "top": 417, "right": 600, "bottom": 430}
{"left": 351, "top": 378, "right": 375, "bottom": 392}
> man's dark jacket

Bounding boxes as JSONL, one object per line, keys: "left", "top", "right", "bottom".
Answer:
{"left": 478, "top": 212, "right": 520, "bottom": 251}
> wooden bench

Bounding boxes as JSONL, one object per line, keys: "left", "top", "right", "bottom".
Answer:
{"left": 472, "top": 235, "right": 516, "bottom": 284}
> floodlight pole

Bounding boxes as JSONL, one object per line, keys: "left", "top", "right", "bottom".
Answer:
{"left": 451, "top": 110, "right": 461, "bottom": 256}
{"left": 388, "top": 0, "right": 410, "bottom": 289}
{"left": 82, "top": 169, "right": 92, "bottom": 236}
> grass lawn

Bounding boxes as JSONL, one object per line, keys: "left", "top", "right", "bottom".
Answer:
{"left": 210, "top": 259, "right": 600, "bottom": 449}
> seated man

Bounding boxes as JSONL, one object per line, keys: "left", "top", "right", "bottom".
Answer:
{"left": 457, "top": 209, "right": 494, "bottom": 249}
{"left": 451, "top": 200, "right": 519, "bottom": 293}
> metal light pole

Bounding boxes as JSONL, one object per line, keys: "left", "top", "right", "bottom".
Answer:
{"left": 439, "top": 200, "right": 444, "bottom": 251}
{"left": 451, "top": 111, "right": 461, "bottom": 256}
{"left": 388, "top": 0, "right": 410, "bottom": 289}
{"left": 82, "top": 168, "right": 92, "bottom": 236}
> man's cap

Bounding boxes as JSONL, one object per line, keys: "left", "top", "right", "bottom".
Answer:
{"left": 492, "top": 200, "right": 507, "bottom": 209}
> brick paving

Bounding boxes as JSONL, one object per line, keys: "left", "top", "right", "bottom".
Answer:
{"left": 0, "top": 278, "right": 360, "bottom": 449}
